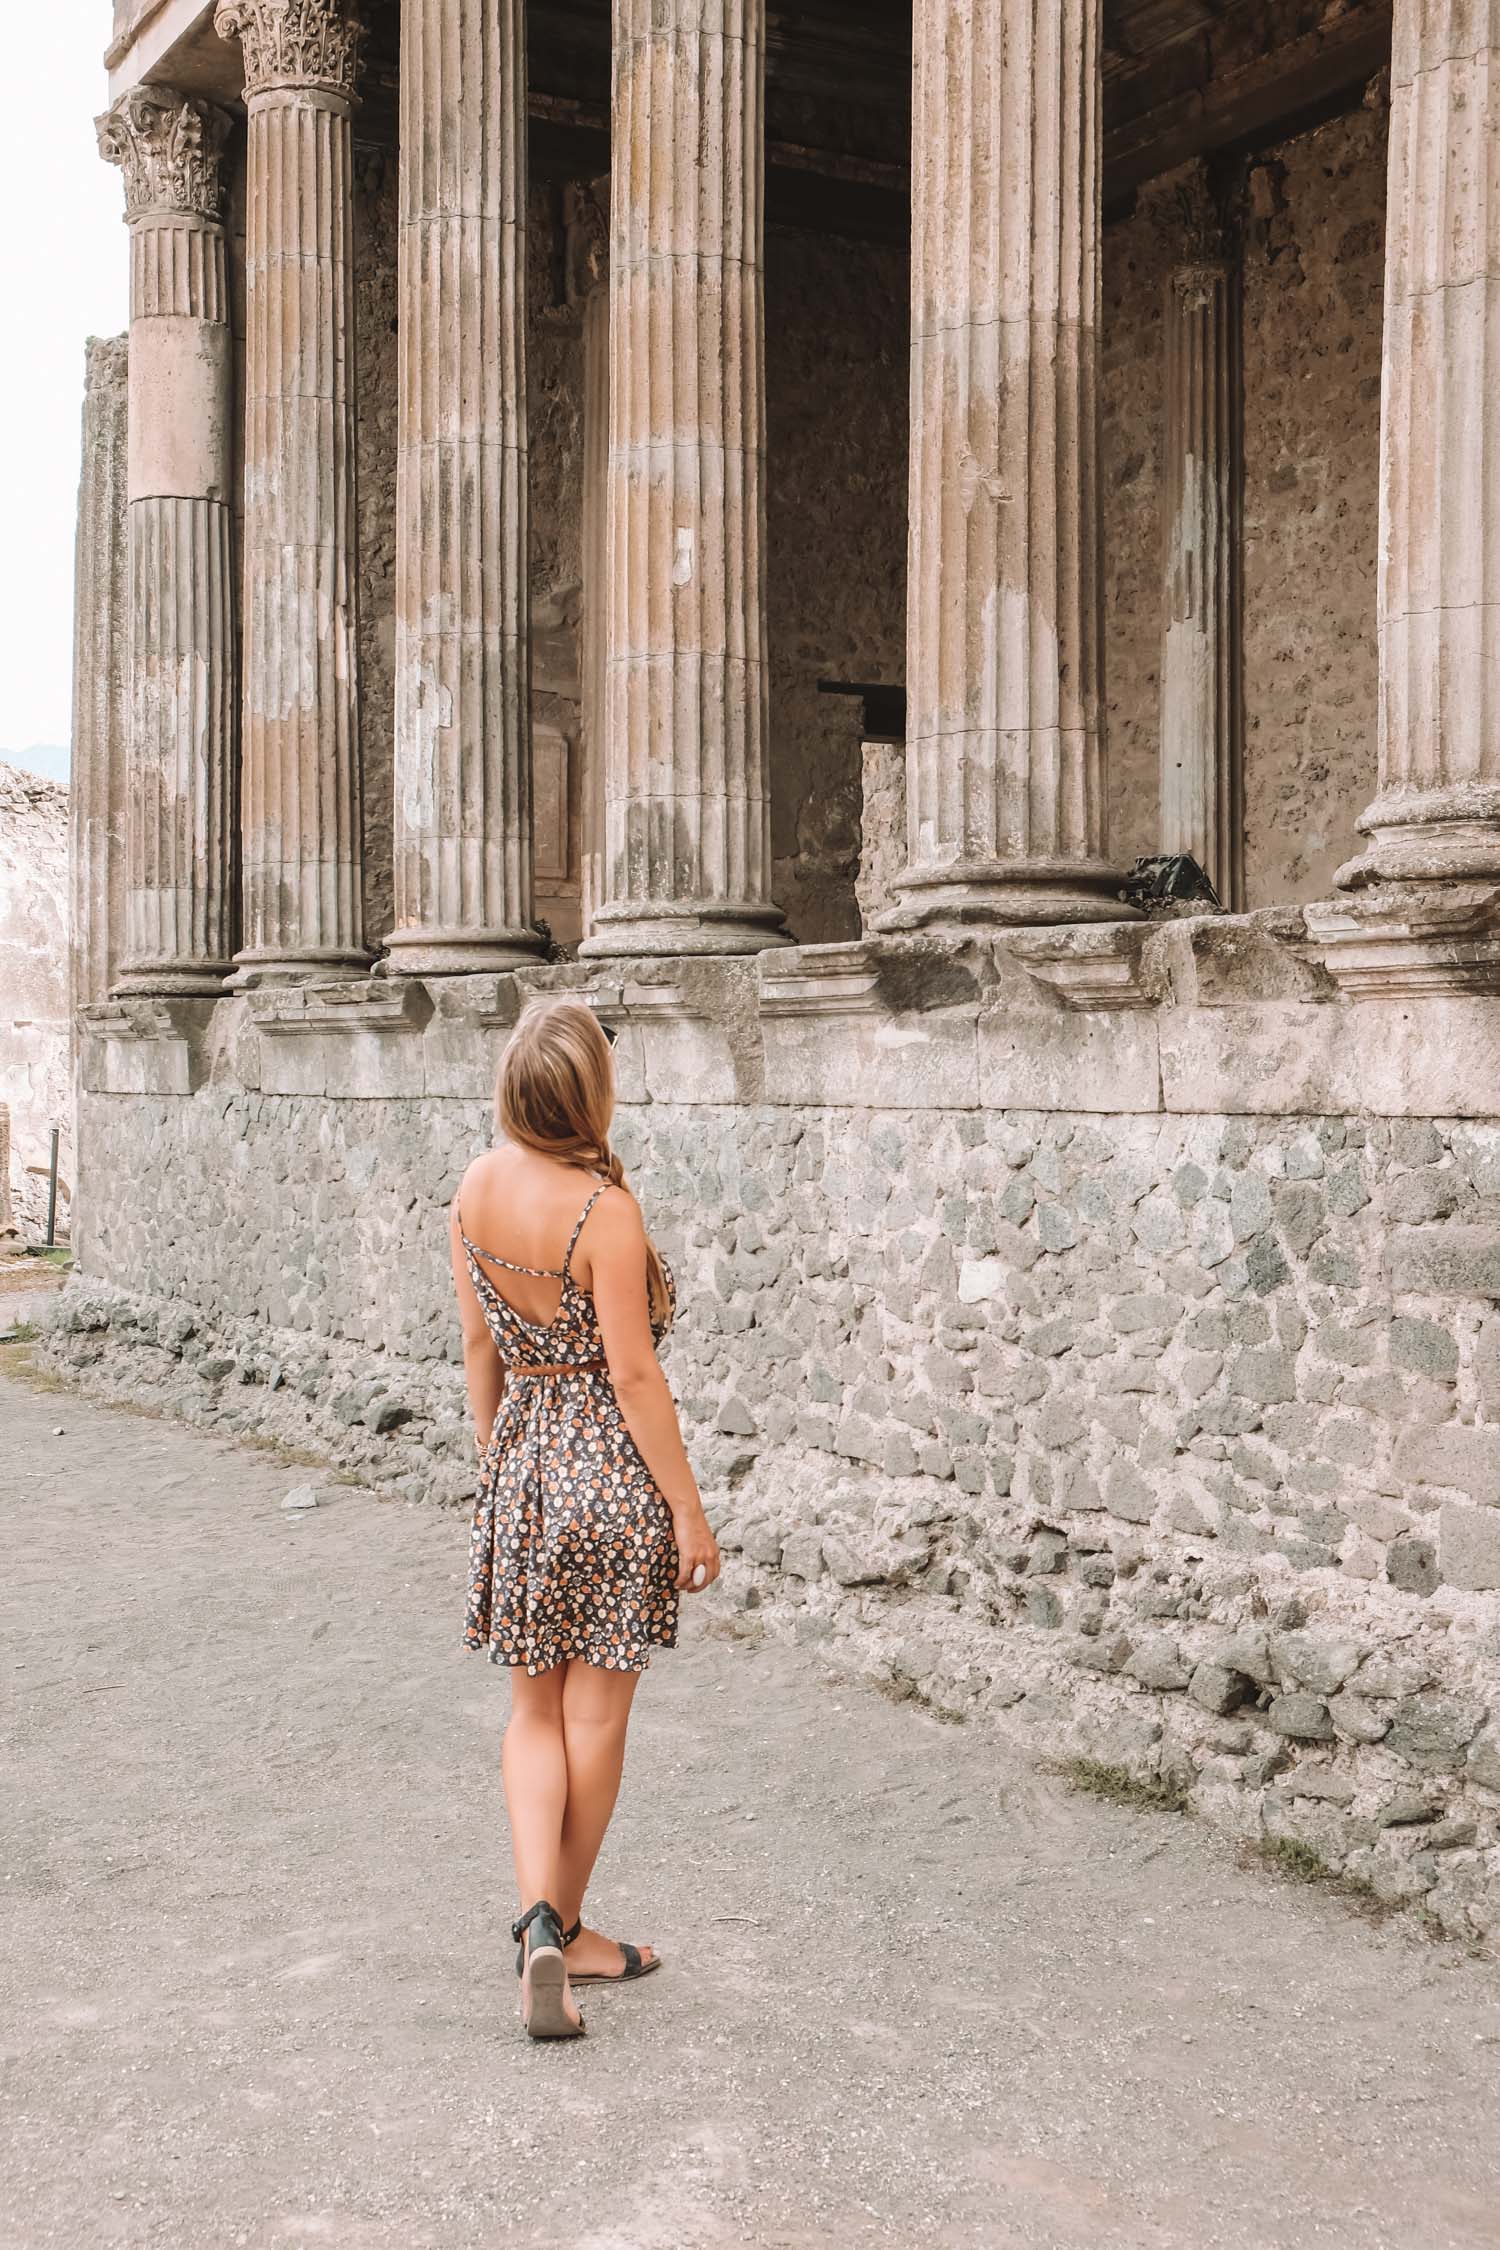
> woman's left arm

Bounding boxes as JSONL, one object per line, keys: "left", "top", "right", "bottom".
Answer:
{"left": 450, "top": 1197, "right": 505, "bottom": 1457}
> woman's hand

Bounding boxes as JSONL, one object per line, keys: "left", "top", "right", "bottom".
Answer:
{"left": 673, "top": 1508, "right": 721, "bottom": 1594}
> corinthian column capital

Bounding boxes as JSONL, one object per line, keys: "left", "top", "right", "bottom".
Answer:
{"left": 214, "top": 0, "right": 362, "bottom": 103}
{"left": 96, "top": 86, "right": 231, "bottom": 222}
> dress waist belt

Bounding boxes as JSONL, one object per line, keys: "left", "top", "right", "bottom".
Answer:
{"left": 508, "top": 1360, "right": 607, "bottom": 1379}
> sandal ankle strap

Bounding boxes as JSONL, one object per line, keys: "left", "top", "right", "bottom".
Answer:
{"left": 511, "top": 1898, "right": 564, "bottom": 1948}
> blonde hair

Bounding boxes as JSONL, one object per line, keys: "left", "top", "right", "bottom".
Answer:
{"left": 497, "top": 995, "right": 672, "bottom": 1330}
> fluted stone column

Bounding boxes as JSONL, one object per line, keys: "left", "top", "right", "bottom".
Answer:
{"left": 97, "top": 86, "right": 237, "bottom": 994}
{"left": 1340, "top": 3, "right": 1500, "bottom": 887}
{"left": 216, "top": 0, "right": 369, "bottom": 979}
{"left": 580, "top": 0, "right": 787, "bottom": 957}
{"left": 387, "top": 0, "right": 542, "bottom": 973}
{"left": 70, "top": 336, "right": 131, "bottom": 1023}
{"left": 1159, "top": 169, "right": 1243, "bottom": 911}
{"left": 888, "top": 0, "right": 1125, "bottom": 930}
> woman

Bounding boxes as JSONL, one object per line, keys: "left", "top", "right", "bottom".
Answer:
{"left": 450, "top": 994, "right": 720, "bottom": 2040}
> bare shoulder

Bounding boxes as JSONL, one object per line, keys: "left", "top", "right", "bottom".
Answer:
{"left": 454, "top": 1146, "right": 511, "bottom": 1211}
{"left": 584, "top": 1180, "right": 646, "bottom": 1248}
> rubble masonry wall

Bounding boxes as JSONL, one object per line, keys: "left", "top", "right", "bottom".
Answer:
{"left": 51, "top": 968, "right": 1500, "bottom": 1944}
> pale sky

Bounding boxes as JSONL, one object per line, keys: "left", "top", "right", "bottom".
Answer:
{"left": 0, "top": 16, "right": 127, "bottom": 777}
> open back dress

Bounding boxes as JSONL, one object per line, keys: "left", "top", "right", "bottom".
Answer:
{"left": 458, "top": 1181, "right": 680, "bottom": 1675}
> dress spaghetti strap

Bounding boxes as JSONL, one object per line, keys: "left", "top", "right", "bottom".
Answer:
{"left": 455, "top": 1180, "right": 607, "bottom": 1283}
{"left": 561, "top": 1185, "right": 608, "bottom": 1280}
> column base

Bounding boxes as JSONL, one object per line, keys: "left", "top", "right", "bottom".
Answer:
{"left": 383, "top": 926, "right": 546, "bottom": 976}
{"left": 1337, "top": 786, "right": 1500, "bottom": 888}
{"left": 110, "top": 959, "right": 233, "bottom": 999}
{"left": 579, "top": 899, "right": 792, "bottom": 958}
{"left": 876, "top": 857, "right": 1137, "bottom": 933}
{"left": 228, "top": 946, "right": 375, "bottom": 990}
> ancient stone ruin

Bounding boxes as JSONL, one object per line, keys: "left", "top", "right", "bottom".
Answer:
{"left": 57, "top": 0, "right": 1500, "bottom": 1939}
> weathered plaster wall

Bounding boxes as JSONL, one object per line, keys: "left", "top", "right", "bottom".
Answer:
{"left": 1102, "top": 198, "right": 1167, "bottom": 868}
{"left": 353, "top": 143, "right": 399, "bottom": 951}
{"left": 1100, "top": 102, "right": 1386, "bottom": 902}
{"left": 1240, "top": 101, "right": 1385, "bottom": 905}
{"left": 528, "top": 191, "right": 585, "bottom": 637}
{"left": 528, "top": 188, "right": 587, "bottom": 945}
{"left": 0, "top": 764, "right": 72, "bottom": 1236}
{"left": 766, "top": 228, "right": 909, "bottom": 946}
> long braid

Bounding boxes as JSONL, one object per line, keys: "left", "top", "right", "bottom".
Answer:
{"left": 497, "top": 999, "right": 673, "bottom": 1331}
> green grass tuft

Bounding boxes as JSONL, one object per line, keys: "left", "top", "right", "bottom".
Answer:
{"left": 1256, "top": 1836, "right": 1333, "bottom": 1884}
{"left": 1060, "top": 1757, "right": 1190, "bottom": 1814}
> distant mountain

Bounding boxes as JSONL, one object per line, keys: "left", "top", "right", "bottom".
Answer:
{"left": 1, "top": 745, "right": 69, "bottom": 786}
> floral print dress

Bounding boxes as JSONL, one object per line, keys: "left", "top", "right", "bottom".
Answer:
{"left": 460, "top": 1183, "right": 680, "bottom": 1675}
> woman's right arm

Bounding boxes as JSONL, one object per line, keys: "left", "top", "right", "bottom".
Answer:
{"left": 587, "top": 1191, "right": 720, "bottom": 1593}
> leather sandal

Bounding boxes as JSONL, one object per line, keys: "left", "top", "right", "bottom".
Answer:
{"left": 512, "top": 1899, "right": 585, "bottom": 2039}
{"left": 561, "top": 1916, "right": 662, "bottom": 1986}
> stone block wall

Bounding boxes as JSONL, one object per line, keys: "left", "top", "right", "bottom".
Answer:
{"left": 52, "top": 939, "right": 1500, "bottom": 1942}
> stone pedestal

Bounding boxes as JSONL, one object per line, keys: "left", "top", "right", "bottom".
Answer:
{"left": 1340, "top": 3, "right": 1500, "bottom": 890}
{"left": 69, "top": 336, "right": 131, "bottom": 1023}
{"left": 97, "top": 86, "right": 237, "bottom": 996}
{"left": 216, "top": 0, "right": 369, "bottom": 981}
{"left": 888, "top": 0, "right": 1126, "bottom": 931}
{"left": 1158, "top": 171, "right": 1243, "bottom": 911}
{"left": 387, "top": 0, "right": 542, "bottom": 975}
{"left": 580, "top": 0, "right": 787, "bottom": 957}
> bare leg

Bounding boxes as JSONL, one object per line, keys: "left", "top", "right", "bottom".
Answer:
{"left": 555, "top": 1661, "right": 654, "bottom": 1976}
{"left": 502, "top": 1663, "right": 569, "bottom": 1904}
{"left": 502, "top": 1664, "right": 582, "bottom": 2028}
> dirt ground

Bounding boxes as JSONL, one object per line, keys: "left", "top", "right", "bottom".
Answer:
{"left": 4, "top": 1360, "right": 1500, "bottom": 2250}
{"left": 0, "top": 1257, "right": 66, "bottom": 1336}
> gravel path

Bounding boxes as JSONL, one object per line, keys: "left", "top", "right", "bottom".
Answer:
{"left": 5, "top": 1360, "right": 1500, "bottom": 2250}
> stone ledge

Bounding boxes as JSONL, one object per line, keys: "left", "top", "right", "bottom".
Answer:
{"left": 1005, "top": 922, "right": 1160, "bottom": 1010}
{"left": 244, "top": 978, "right": 434, "bottom": 1037}
{"left": 79, "top": 995, "right": 220, "bottom": 1095}
{"left": 1306, "top": 885, "right": 1500, "bottom": 997}
{"left": 67, "top": 926, "right": 1500, "bottom": 1116}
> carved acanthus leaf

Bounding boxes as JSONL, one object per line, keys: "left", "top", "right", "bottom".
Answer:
{"left": 215, "top": 0, "right": 363, "bottom": 102}
{"left": 96, "top": 87, "right": 231, "bottom": 222}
